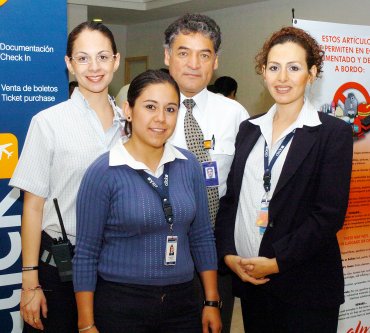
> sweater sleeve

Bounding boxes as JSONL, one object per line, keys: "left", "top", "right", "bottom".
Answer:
{"left": 73, "top": 154, "right": 111, "bottom": 292}
{"left": 187, "top": 154, "right": 218, "bottom": 273}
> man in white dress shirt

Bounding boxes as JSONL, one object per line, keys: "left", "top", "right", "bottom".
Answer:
{"left": 163, "top": 13, "right": 248, "bottom": 333}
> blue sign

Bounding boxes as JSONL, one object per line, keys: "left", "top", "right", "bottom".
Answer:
{"left": 0, "top": 1, "right": 67, "bottom": 331}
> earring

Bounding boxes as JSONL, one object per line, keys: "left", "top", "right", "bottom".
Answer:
{"left": 127, "top": 116, "right": 131, "bottom": 121}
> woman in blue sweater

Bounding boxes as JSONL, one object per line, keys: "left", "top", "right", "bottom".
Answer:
{"left": 73, "top": 69, "right": 221, "bottom": 333}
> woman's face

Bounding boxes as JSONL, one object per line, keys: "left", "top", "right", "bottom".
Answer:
{"left": 263, "top": 42, "right": 316, "bottom": 110}
{"left": 124, "top": 82, "right": 179, "bottom": 150}
{"left": 65, "top": 29, "right": 120, "bottom": 97}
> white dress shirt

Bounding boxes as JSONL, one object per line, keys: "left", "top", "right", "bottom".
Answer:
{"left": 169, "top": 88, "right": 248, "bottom": 197}
{"left": 110, "top": 140, "right": 187, "bottom": 177}
{"left": 235, "top": 100, "right": 322, "bottom": 258}
{"left": 9, "top": 88, "right": 124, "bottom": 244}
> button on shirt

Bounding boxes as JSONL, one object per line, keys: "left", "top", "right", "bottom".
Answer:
{"left": 9, "top": 88, "right": 124, "bottom": 244}
{"left": 169, "top": 88, "right": 248, "bottom": 197}
{"left": 235, "top": 100, "right": 322, "bottom": 258}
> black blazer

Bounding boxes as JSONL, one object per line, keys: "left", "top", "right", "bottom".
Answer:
{"left": 215, "top": 112, "right": 353, "bottom": 308}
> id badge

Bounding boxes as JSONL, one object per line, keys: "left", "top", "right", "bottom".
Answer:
{"left": 256, "top": 200, "right": 269, "bottom": 235}
{"left": 165, "top": 235, "right": 178, "bottom": 266}
{"left": 202, "top": 161, "right": 219, "bottom": 187}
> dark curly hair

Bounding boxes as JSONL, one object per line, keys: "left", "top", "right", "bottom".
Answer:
{"left": 164, "top": 13, "right": 221, "bottom": 53}
{"left": 255, "top": 26, "right": 323, "bottom": 77}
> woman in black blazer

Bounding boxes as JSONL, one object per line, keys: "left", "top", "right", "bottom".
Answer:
{"left": 215, "top": 27, "right": 353, "bottom": 333}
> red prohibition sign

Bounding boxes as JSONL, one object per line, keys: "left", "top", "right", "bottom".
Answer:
{"left": 333, "top": 82, "right": 370, "bottom": 106}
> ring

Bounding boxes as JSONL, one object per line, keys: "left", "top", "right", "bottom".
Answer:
{"left": 33, "top": 318, "right": 39, "bottom": 323}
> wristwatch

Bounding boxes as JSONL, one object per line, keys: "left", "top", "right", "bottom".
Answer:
{"left": 203, "top": 300, "right": 223, "bottom": 309}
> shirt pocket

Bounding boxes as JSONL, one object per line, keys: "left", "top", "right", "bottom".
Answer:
{"left": 212, "top": 140, "right": 235, "bottom": 156}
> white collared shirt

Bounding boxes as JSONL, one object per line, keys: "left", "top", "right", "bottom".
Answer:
{"left": 110, "top": 140, "right": 187, "bottom": 177}
{"left": 235, "top": 100, "right": 321, "bottom": 258}
{"left": 9, "top": 88, "right": 124, "bottom": 243}
{"left": 169, "top": 88, "right": 248, "bottom": 197}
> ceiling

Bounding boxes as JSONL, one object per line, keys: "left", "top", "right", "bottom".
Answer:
{"left": 69, "top": 0, "right": 267, "bottom": 25}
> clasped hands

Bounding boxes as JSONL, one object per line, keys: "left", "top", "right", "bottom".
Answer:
{"left": 224, "top": 255, "right": 279, "bottom": 285}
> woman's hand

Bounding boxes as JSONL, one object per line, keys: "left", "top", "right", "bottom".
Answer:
{"left": 20, "top": 287, "right": 47, "bottom": 330}
{"left": 202, "top": 306, "right": 222, "bottom": 333}
{"left": 240, "top": 257, "right": 279, "bottom": 279}
{"left": 224, "top": 255, "right": 270, "bottom": 285}
{"left": 198, "top": 270, "right": 222, "bottom": 332}
{"left": 76, "top": 291, "right": 96, "bottom": 333}
{"left": 21, "top": 192, "right": 46, "bottom": 329}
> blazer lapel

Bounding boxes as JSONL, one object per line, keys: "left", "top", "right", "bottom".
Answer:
{"left": 273, "top": 125, "right": 320, "bottom": 196}
{"left": 233, "top": 124, "right": 261, "bottom": 193}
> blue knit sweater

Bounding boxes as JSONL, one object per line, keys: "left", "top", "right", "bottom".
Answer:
{"left": 73, "top": 148, "right": 217, "bottom": 291}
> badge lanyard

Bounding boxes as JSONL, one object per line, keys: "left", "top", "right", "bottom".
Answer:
{"left": 136, "top": 163, "right": 173, "bottom": 232}
{"left": 263, "top": 130, "right": 296, "bottom": 196}
{"left": 257, "top": 130, "right": 295, "bottom": 235}
{"left": 136, "top": 164, "right": 177, "bottom": 265}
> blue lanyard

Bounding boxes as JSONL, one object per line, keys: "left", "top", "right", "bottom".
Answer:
{"left": 136, "top": 163, "right": 174, "bottom": 230}
{"left": 263, "top": 130, "right": 295, "bottom": 193}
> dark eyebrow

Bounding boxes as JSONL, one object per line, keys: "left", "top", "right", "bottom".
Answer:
{"left": 177, "top": 46, "right": 212, "bottom": 54}
{"left": 267, "top": 61, "right": 302, "bottom": 65}
{"left": 177, "top": 46, "right": 190, "bottom": 51}
{"left": 73, "top": 50, "right": 112, "bottom": 55}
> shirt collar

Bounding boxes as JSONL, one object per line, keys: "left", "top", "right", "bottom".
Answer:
{"left": 109, "top": 141, "right": 187, "bottom": 176}
{"left": 70, "top": 87, "right": 123, "bottom": 122}
{"left": 250, "top": 99, "right": 321, "bottom": 146}
{"left": 250, "top": 99, "right": 321, "bottom": 128}
{"left": 180, "top": 88, "right": 208, "bottom": 113}
{"left": 70, "top": 87, "right": 87, "bottom": 111}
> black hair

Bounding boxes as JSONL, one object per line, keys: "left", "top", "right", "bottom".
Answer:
{"left": 66, "top": 21, "right": 117, "bottom": 57}
{"left": 214, "top": 76, "right": 238, "bottom": 97}
{"left": 159, "top": 67, "right": 170, "bottom": 74}
{"left": 164, "top": 13, "right": 221, "bottom": 53}
{"left": 124, "top": 69, "right": 180, "bottom": 136}
{"left": 68, "top": 81, "right": 78, "bottom": 98}
{"left": 207, "top": 84, "right": 217, "bottom": 93}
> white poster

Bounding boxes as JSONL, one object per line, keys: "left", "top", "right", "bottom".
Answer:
{"left": 294, "top": 19, "right": 370, "bottom": 333}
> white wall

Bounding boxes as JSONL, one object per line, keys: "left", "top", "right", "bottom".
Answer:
{"left": 125, "top": 0, "right": 370, "bottom": 115}
{"left": 106, "top": 24, "right": 127, "bottom": 96}
{"left": 67, "top": 4, "right": 88, "bottom": 33}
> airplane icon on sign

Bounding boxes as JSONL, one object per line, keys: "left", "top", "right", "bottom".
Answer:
{"left": 0, "top": 143, "right": 13, "bottom": 160}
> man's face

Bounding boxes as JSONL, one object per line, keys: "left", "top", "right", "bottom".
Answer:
{"left": 164, "top": 32, "right": 218, "bottom": 97}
